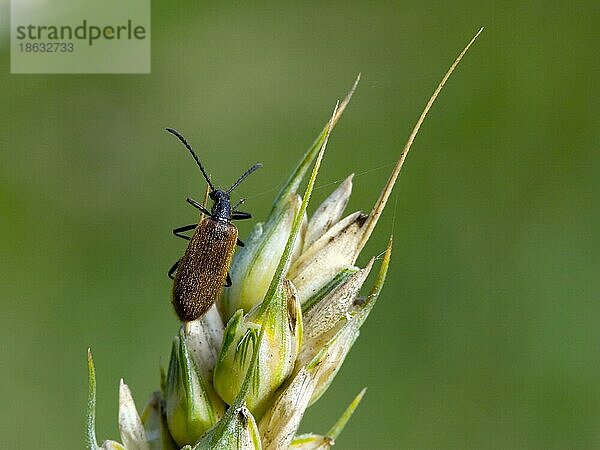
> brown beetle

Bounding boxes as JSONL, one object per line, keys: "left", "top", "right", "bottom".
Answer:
{"left": 166, "top": 128, "right": 262, "bottom": 322}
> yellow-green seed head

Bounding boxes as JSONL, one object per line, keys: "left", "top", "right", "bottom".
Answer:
{"left": 165, "top": 330, "right": 226, "bottom": 446}
{"left": 85, "top": 31, "right": 483, "bottom": 447}
{"left": 220, "top": 193, "right": 304, "bottom": 321}
{"left": 213, "top": 279, "right": 302, "bottom": 418}
{"left": 193, "top": 406, "right": 262, "bottom": 450}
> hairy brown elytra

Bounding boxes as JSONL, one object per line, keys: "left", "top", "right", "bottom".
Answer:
{"left": 166, "top": 128, "right": 262, "bottom": 322}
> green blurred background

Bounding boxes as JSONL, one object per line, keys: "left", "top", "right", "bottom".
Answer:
{"left": 1, "top": 1, "right": 598, "bottom": 449}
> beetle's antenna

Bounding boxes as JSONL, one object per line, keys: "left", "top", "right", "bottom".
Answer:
{"left": 227, "top": 163, "right": 263, "bottom": 194}
{"left": 166, "top": 128, "right": 216, "bottom": 192}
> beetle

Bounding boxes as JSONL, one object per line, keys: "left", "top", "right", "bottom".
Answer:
{"left": 166, "top": 127, "right": 262, "bottom": 322}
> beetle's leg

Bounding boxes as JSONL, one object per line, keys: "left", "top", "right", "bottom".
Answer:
{"left": 225, "top": 273, "right": 232, "bottom": 287}
{"left": 236, "top": 238, "right": 245, "bottom": 247}
{"left": 187, "top": 197, "right": 211, "bottom": 216}
{"left": 173, "top": 224, "right": 196, "bottom": 240}
{"left": 231, "top": 210, "right": 252, "bottom": 220}
{"left": 168, "top": 260, "right": 180, "bottom": 280}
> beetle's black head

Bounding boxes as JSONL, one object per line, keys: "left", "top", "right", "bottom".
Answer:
{"left": 209, "top": 189, "right": 231, "bottom": 221}
{"left": 165, "top": 128, "right": 262, "bottom": 223}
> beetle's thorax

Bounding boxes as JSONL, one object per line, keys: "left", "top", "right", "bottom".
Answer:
{"left": 210, "top": 189, "right": 231, "bottom": 222}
